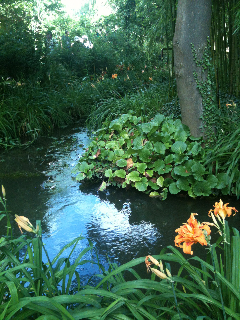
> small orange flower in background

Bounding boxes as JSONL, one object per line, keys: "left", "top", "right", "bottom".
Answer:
{"left": 208, "top": 199, "right": 238, "bottom": 220}
{"left": 175, "top": 213, "right": 211, "bottom": 255}
{"left": 112, "top": 74, "right": 117, "bottom": 79}
{"left": 149, "top": 77, "right": 153, "bottom": 81}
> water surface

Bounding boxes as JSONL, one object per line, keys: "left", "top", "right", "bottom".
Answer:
{"left": 0, "top": 123, "right": 239, "bottom": 283}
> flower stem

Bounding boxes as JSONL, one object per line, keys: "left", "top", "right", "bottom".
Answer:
{"left": 209, "top": 244, "right": 227, "bottom": 320}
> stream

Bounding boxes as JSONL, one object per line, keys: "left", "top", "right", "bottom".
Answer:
{"left": 0, "top": 122, "right": 240, "bottom": 284}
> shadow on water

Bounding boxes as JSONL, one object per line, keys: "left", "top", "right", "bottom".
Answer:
{"left": 0, "top": 122, "right": 240, "bottom": 285}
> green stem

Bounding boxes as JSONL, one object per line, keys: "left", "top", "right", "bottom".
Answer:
{"left": 209, "top": 244, "right": 227, "bottom": 320}
{"left": 170, "top": 280, "right": 182, "bottom": 320}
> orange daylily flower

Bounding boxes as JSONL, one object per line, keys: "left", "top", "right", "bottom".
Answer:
{"left": 208, "top": 199, "right": 238, "bottom": 220}
{"left": 175, "top": 213, "right": 211, "bottom": 255}
{"left": 112, "top": 74, "right": 118, "bottom": 79}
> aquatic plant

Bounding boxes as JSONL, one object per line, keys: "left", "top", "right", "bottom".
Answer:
{"left": 74, "top": 112, "right": 232, "bottom": 199}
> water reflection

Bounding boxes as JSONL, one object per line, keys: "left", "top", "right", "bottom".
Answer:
{"left": 0, "top": 123, "right": 240, "bottom": 284}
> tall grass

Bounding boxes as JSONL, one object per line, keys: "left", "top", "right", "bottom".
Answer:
{"left": 204, "top": 127, "right": 240, "bottom": 198}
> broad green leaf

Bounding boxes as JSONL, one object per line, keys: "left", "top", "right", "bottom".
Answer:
{"left": 206, "top": 174, "right": 218, "bottom": 188}
{"left": 192, "top": 162, "right": 206, "bottom": 181}
{"left": 135, "top": 163, "right": 147, "bottom": 173}
{"left": 154, "top": 142, "right": 166, "bottom": 154}
{"left": 148, "top": 180, "right": 160, "bottom": 190}
{"left": 153, "top": 159, "right": 165, "bottom": 173}
{"left": 132, "top": 136, "right": 143, "bottom": 150}
{"left": 164, "top": 154, "right": 174, "bottom": 164}
{"left": 192, "top": 180, "right": 212, "bottom": 196}
{"left": 138, "top": 148, "right": 151, "bottom": 162}
{"left": 141, "top": 122, "right": 153, "bottom": 133}
{"left": 169, "top": 182, "right": 180, "bottom": 194}
{"left": 108, "top": 151, "right": 115, "bottom": 161}
{"left": 176, "top": 177, "right": 190, "bottom": 191}
{"left": 135, "top": 178, "right": 148, "bottom": 191}
{"left": 216, "top": 173, "right": 229, "bottom": 189}
{"left": 109, "top": 119, "right": 122, "bottom": 131}
{"left": 187, "top": 142, "right": 203, "bottom": 156}
{"left": 157, "top": 176, "right": 164, "bottom": 187}
{"left": 98, "top": 181, "right": 107, "bottom": 191}
{"left": 153, "top": 113, "right": 165, "bottom": 125}
{"left": 114, "top": 170, "right": 126, "bottom": 178}
{"left": 149, "top": 191, "right": 160, "bottom": 197}
{"left": 114, "top": 149, "right": 124, "bottom": 157}
{"left": 78, "top": 161, "right": 90, "bottom": 173}
{"left": 106, "top": 141, "right": 119, "bottom": 149}
{"left": 105, "top": 169, "right": 113, "bottom": 178}
{"left": 116, "top": 159, "right": 127, "bottom": 167}
{"left": 145, "top": 170, "right": 153, "bottom": 177}
{"left": 171, "top": 141, "right": 187, "bottom": 154}
{"left": 76, "top": 172, "right": 85, "bottom": 181}
{"left": 174, "top": 165, "right": 191, "bottom": 176}
{"left": 126, "top": 171, "right": 141, "bottom": 182}
{"left": 174, "top": 127, "right": 188, "bottom": 142}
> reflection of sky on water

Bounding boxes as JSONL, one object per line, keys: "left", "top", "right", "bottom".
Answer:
{"left": 88, "top": 201, "right": 161, "bottom": 258}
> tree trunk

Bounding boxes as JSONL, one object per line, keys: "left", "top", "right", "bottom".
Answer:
{"left": 173, "top": 0, "right": 212, "bottom": 137}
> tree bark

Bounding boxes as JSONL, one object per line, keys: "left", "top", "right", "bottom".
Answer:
{"left": 173, "top": 0, "right": 212, "bottom": 137}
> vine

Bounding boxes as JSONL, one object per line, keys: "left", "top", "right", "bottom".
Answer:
{"left": 191, "top": 38, "right": 220, "bottom": 145}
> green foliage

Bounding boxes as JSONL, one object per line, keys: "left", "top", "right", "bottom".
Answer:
{"left": 74, "top": 112, "right": 234, "bottom": 199}
{"left": 203, "top": 127, "right": 240, "bottom": 199}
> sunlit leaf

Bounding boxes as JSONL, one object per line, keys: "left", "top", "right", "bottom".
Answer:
{"left": 126, "top": 171, "right": 141, "bottom": 182}
{"left": 114, "top": 169, "right": 126, "bottom": 178}
{"left": 98, "top": 181, "right": 107, "bottom": 191}
{"left": 157, "top": 176, "right": 164, "bottom": 187}
{"left": 105, "top": 169, "right": 113, "bottom": 178}
{"left": 135, "top": 178, "right": 148, "bottom": 191}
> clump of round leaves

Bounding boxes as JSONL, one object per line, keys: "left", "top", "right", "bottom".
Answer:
{"left": 73, "top": 112, "right": 230, "bottom": 199}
